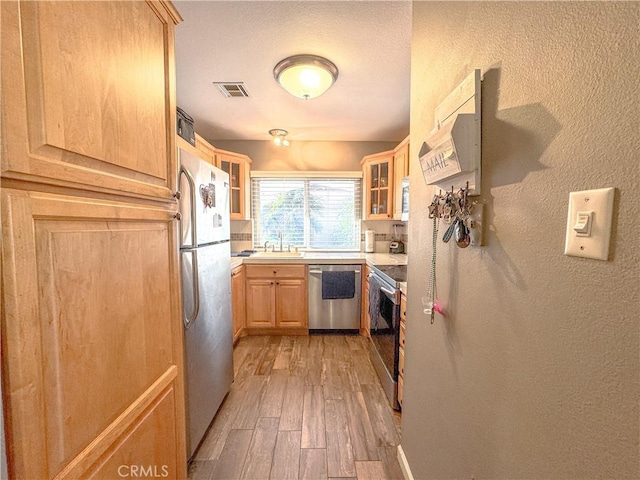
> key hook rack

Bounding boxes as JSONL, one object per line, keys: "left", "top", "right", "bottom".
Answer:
{"left": 428, "top": 182, "right": 483, "bottom": 248}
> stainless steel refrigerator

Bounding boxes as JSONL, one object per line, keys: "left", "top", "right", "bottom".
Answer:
{"left": 178, "top": 148, "right": 234, "bottom": 460}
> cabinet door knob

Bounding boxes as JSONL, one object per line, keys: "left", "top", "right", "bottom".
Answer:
{"left": 174, "top": 191, "right": 181, "bottom": 200}
{"left": 174, "top": 212, "right": 181, "bottom": 221}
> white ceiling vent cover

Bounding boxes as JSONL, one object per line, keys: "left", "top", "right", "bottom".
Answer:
{"left": 213, "top": 82, "right": 250, "bottom": 98}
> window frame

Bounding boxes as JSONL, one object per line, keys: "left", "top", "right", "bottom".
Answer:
{"left": 250, "top": 171, "right": 363, "bottom": 252}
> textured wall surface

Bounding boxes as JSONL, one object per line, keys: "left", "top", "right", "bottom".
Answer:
{"left": 209, "top": 140, "right": 397, "bottom": 171}
{"left": 402, "top": 2, "right": 639, "bottom": 479}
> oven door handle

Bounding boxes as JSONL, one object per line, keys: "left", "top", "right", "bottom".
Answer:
{"left": 309, "top": 269, "right": 323, "bottom": 275}
{"left": 380, "top": 286, "right": 397, "bottom": 297}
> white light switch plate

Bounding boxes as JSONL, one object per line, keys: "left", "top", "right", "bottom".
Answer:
{"left": 564, "top": 187, "right": 615, "bottom": 260}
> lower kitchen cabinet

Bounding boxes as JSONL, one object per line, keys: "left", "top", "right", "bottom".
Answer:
{"left": 245, "top": 264, "right": 308, "bottom": 334}
{"left": 1, "top": 189, "right": 186, "bottom": 479}
{"left": 361, "top": 265, "right": 371, "bottom": 336}
{"left": 231, "top": 265, "right": 246, "bottom": 342}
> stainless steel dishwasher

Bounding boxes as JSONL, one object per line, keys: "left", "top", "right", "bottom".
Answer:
{"left": 308, "top": 264, "right": 362, "bottom": 330}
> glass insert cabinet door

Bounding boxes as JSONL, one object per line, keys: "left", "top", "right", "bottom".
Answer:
{"left": 217, "top": 153, "right": 247, "bottom": 218}
{"left": 364, "top": 153, "right": 393, "bottom": 218}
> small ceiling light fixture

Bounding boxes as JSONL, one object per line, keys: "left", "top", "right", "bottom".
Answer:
{"left": 273, "top": 54, "right": 339, "bottom": 100}
{"left": 269, "top": 129, "right": 290, "bottom": 147}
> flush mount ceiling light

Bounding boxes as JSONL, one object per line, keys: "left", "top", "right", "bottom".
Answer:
{"left": 269, "top": 128, "right": 290, "bottom": 147}
{"left": 273, "top": 54, "right": 339, "bottom": 100}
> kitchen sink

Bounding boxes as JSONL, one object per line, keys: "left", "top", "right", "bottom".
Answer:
{"left": 252, "top": 251, "right": 305, "bottom": 258}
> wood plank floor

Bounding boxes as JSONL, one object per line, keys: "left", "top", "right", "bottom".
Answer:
{"left": 188, "top": 334, "right": 403, "bottom": 480}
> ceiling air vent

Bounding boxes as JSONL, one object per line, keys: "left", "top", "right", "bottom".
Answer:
{"left": 213, "top": 82, "right": 250, "bottom": 98}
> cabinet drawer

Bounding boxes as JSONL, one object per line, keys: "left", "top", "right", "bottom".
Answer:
{"left": 398, "top": 346, "right": 405, "bottom": 378}
{"left": 399, "top": 322, "right": 406, "bottom": 349}
{"left": 400, "top": 294, "right": 407, "bottom": 321}
{"left": 245, "top": 264, "right": 306, "bottom": 279}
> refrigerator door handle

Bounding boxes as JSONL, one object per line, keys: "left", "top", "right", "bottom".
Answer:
{"left": 180, "top": 166, "right": 198, "bottom": 248}
{"left": 182, "top": 249, "right": 200, "bottom": 329}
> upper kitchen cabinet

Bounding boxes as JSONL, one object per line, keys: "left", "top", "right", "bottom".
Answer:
{"left": 1, "top": 1, "right": 181, "bottom": 202}
{"left": 362, "top": 150, "right": 395, "bottom": 219}
{"left": 392, "top": 135, "right": 410, "bottom": 220}
{"left": 176, "top": 133, "right": 216, "bottom": 165}
{"left": 176, "top": 133, "right": 216, "bottom": 166}
{"left": 216, "top": 149, "right": 252, "bottom": 220}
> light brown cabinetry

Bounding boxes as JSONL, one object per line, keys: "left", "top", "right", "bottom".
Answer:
{"left": 195, "top": 133, "right": 216, "bottom": 165}
{"left": 245, "top": 264, "right": 308, "bottom": 334}
{"left": 361, "top": 265, "right": 371, "bottom": 336}
{"left": 176, "top": 134, "right": 216, "bottom": 166}
{"left": 361, "top": 151, "right": 395, "bottom": 219}
{"left": 216, "top": 149, "right": 252, "bottom": 220}
{"left": 398, "top": 292, "right": 407, "bottom": 408}
{"left": 1, "top": 2, "right": 186, "bottom": 478}
{"left": 231, "top": 265, "right": 246, "bottom": 342}
{"left": 1, "top": 1, "right": 181, "bottom": 202}
{"left": 393, "top": 136, "right": 410, "bottom": 220}
{"left": 361, "top": 135, "right": 410, "bottom": 221}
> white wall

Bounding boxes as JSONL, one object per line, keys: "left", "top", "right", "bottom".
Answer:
{"left": 402, "top": 2, "right": 639, "bottom": 479}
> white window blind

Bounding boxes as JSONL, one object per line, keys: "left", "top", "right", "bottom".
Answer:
{"left": 251, "top": 175, "right": 362, "bottom": 251}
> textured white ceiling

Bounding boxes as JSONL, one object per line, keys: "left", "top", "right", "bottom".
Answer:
{"left": 174, "top": 1, "right": 411, "bottom": 143}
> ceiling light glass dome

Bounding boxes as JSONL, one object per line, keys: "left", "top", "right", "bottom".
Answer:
{"left": 274, "top": 55, "right": 339, "bottom": 100}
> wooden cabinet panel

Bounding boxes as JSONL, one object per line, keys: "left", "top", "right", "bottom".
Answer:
{"left": 216, "top": 150, "right": 252, "bottom": 220}
{"left": 276, "top": 279, "right": 308, "bottom": 328}
{"left": 361, "top": 266, "right": 371, "bottom": 337}
{"left": 398, "top": 374, "right": 404, "bottom": 408}
{"left": 246, "top": 279, "right": 276, "bottom": 328}
{"left": 361, "top": 151, "right": 394, "bottom": 219}
{"left": 87, "top": 387, "right": 179, "bottom": 479}
{"left": 1, "top": 1, "right": 180, "bottom": 200}
{"left": 393, "top": 137, "right": 409, "bottom": 220}
{"left": 245, "top": 264, "right": 306, "bottom": 279}
{"left": 1, "top": 190, "right": 186, "bottom": 479}
{"left": 244, "top": 264, "right": 307, "bottom": 333}
{"left": 232, "top": 266, "right": 246, "bottom": 341}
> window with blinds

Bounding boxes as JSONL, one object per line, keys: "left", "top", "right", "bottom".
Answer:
{"left": 251, "top": 175, "right": 362, "bottom": 251}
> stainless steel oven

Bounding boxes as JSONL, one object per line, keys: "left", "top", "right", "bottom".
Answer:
{"left": 368, "top": 264, "right": 406, "bottom": 410}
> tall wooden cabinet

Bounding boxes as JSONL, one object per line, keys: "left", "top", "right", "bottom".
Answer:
{"left": 1, "top": 2, "right": 187, "bottom": 479}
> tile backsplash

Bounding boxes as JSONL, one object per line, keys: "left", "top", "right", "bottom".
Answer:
{"left": 231, "top": 220, "right": 253, "bottom": 252}
{"left": 361, "top": 220, "right": 408, "bottom": 254}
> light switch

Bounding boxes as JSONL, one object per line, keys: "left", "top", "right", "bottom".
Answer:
{"left": 573, "top": 211, "right": 593, "bottom": 236}
{"left": 564, "top": 188, "right": 615, "bottom": 260}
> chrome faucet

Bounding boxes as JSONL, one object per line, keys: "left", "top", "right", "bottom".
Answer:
{"left": 263, "top": 240, "right": 270, "bottom": 251}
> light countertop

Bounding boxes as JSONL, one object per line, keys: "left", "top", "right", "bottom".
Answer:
{"left": 231, "top": 252, "right": 407, "bottom": 270}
